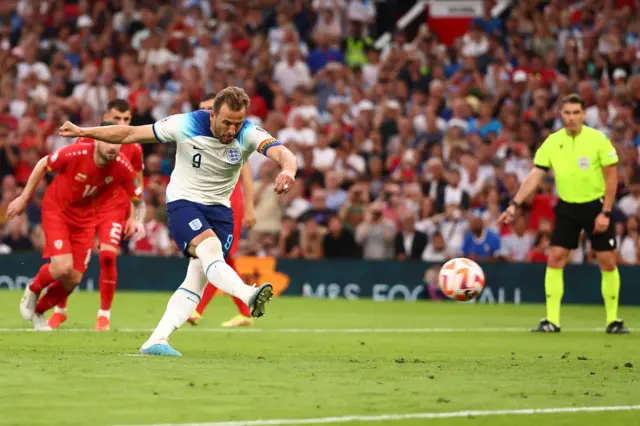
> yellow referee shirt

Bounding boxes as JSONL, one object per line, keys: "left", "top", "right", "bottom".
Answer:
{"left": 533, "top": 126, "right": 619, "bottom": 203}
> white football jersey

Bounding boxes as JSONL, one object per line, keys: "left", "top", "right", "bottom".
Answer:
{"left": 153, "top": 110, "right": 280, "bottom": 207}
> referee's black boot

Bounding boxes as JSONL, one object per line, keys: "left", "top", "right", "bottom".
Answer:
{"left": 606, "top": 320, "right": 630, "bottom": 334}
{"left": 531, "top": 319, "right": 561, "bottom": 333}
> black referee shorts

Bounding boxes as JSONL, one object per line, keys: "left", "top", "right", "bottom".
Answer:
{"left": 550, "top": 198, "right": 616, "bottom": 252}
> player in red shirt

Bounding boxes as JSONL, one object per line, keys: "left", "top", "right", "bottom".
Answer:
{"left": 8, "top": 138, "right": 144, "bottom": 330}
{"left": 48, "top": 99, "right": 145, "bottom": 331}
{"left": 186, "top": 94, "right": 257, "bottom": 327}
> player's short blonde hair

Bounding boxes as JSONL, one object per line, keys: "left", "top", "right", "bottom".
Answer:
{"left": 213, "top": 87, "right": 251, "bottom": 114}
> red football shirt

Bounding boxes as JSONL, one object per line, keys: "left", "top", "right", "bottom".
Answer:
{"left": 76, "top": 137, "right": 143, "bottom": 213}
{"left": 43, "top": 143, "right": 142, "bottom": 225}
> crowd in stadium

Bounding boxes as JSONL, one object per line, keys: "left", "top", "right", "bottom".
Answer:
{"left": 1, "top": 0, "right": 640, "bottom": 265}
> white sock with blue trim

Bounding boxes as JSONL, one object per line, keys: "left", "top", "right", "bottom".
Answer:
{"left": 142, "top": 258, "right": 207, "bottom": 348}
{"left": 196, "top": 237, "right": 255, "bottom": 306}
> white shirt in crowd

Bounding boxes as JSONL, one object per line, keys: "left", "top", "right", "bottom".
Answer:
{"left": 461, "top": 33, "right": 489, "bottom": 57}
{"left": 500, "top": 233, "right": 534, "bottom": 262}
{"left": 619, "top": 235, "right": 638, "bottom": 265}
{"left": 273, "top": 60, "right": 312, "bottom": 96}
{"left": 617, "top": 194, "right": 640, "bottom": 217}
{"left": 313, "top": 146, "right": 337, "bottom": 170}
{"left": 277, "top": 127, "right": 317, "bottom": 147}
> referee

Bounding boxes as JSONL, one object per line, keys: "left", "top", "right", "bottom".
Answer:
{"left": 498, "top": 94, "right": 629, "bottom": 334}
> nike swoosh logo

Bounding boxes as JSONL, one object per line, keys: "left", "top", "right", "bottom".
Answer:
{"left": 193, "top": 146, "right": 203, "bottom": 150}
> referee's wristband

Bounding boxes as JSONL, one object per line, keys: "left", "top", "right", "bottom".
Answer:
{"left": 601, "top": 210, "right": 612, "bottom": 218}
{"left": 509, "top": 200, "right": 521, "bottom": 209}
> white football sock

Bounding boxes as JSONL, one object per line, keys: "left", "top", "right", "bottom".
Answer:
{"left": 97, "top": 309, "right": 111, "bottom": 319}
{"left": 143, "top": 258, "right": 208, "bottom": 347}
{"left": 54, "top": 306, "right": 67, "bottom": 314}
{"left": 195, "top": 237, "right": 255, "bottom": 306}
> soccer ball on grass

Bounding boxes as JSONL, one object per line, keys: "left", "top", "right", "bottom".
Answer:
{"left": 438, "top": 257, "right": 485, "bottom": 301}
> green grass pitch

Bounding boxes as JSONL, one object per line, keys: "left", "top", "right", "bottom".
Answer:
{"left": 0, "top": 291, "right": 638, "bottom": 426}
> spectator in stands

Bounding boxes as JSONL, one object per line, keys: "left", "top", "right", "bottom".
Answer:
{"left": 253, "top": 161, "right": 284, "bottom": 241}
{"left": 278, "top": 216, "right": 302, "bottom": 258}
{"left": 528, "top": 233, "right": 552, "bottom": 264}
{"left": 1, "top": 214, "right": 33, "bottom": 252}
{"left": 461, "top": 213, "right": 501, "bottom": 261}
{"left": 443, "top": 169, "right": 471, "bottom": 211}
{"left": 422, "top": 232, "right": 447, "bottom": 262}
{"left": 323, "top": 215, "right": 358, "bottom": 258}
{"left": 324, "top": 171, "right": 347, "bottom": 211}
{"left": 301, "top": 188, "right": 333, "bottom": 226}
{"left": 129, "top": 204, "right": 173, "bottom": 257}
{"left": 273, "top": 45, "right": 312, "bottom": 96}
{"left": 300, "top": 217, "right": 326, "bottom": 259}
{"left": 618, "top": 174, "right": 640, "bottom": 217}
{"left": 339, "top": 182, "right": 368, "bottom": 231}
{"left": 355, "top": 202, "right": 395, "bottom": 260}
{"left": 499, "top": 216, "right": 534, "bottom": 262}
{"left": 394, "top": 213, "right": 427, "bottom": 260}
{"left": 618, "top": 216, "right": 640, "bottom": 266}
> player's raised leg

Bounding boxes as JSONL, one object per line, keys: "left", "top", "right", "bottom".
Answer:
{"left": 189, "top": 227, "right": 272, "bottom": 318}
{"left": 141, "top": 207, "right": 270, "bottom": 356}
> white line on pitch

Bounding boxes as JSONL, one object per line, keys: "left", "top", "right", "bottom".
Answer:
{"left": 0, "top": 327, "right": 613, "bottom": 333}
{"left": 117, "top": 405, "right": 640, "bottom": 426}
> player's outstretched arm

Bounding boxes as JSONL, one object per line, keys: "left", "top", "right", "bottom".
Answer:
{"left": 266, "top": 145, "right": 297, "bottom": 194}
{"left": 6, "top": 156, "right": 48, "bottom": 219}
{"left": 59, "top": 121, "right": 157, "bottom": 145}
{"left": 497, "top": 167, "right": 546, "bottom": 225}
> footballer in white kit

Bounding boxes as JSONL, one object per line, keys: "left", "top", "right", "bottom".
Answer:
{"left": 59, "top": 87, "right": 298, "bottom": 356}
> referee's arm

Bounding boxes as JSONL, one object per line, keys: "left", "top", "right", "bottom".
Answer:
{"left": 599, "top": 136, "right": 619, "bottom": 214}
{"left": 602, "top": 164, "right": 617, "bottom": 213}
{"left": 498, "top": 143, "right": 548, "bottom": 225}
{"left": 510, "top": 166, "right": 547, "bottom": 206}
{"left": 512, "top": 139, "right": 551, "bottom": 206}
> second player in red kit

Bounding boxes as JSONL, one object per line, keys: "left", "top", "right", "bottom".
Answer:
{"left": 49, "top": 100, "right": 145, "bottom": 331}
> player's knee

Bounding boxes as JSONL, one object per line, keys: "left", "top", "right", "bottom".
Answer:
{"left": 99, "top": 250, "right": 117, "bottom": 270}
{"left": 547, "top": 247, "right": 568, "bottom": 268}
{"left": 70, "top": 270, "right": 83, "bottom": 287}
{"left": 194, "top": 236, "right": 224, "bottom": 262}
{"left": 50, "top": 260, "right": 74, "bottom": 281}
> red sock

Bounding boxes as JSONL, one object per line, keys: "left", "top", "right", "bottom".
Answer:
{"left": 233, "top": 296, "right": 251, "bottom": 317}
{"left": 196, "top": 284, "right": 215, "bottom": 315}
{"left": 35, "top": 281, "right": 73, "bottom": 314}
{"left": 56, "top": 291, "right": 69, "bottom": 310}
{"left": 29, "top": 264, "right": 54, "bottom": 293}
{"left": 99, "top": 251, "right": 118, "bottom": 311}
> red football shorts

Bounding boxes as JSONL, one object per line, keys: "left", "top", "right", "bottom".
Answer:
{"left": 97, "top": 208, "right": 128, "bottom": 248}
{"left": 42, "top": 209, "right": 95, "bottom": 273}
{"left": 229, "top": 184, "right": 244, "bottom": 257}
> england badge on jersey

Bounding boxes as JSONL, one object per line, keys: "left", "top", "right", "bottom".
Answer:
{"left": 225, "top": 147, "right": 242, "bottom": 164}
